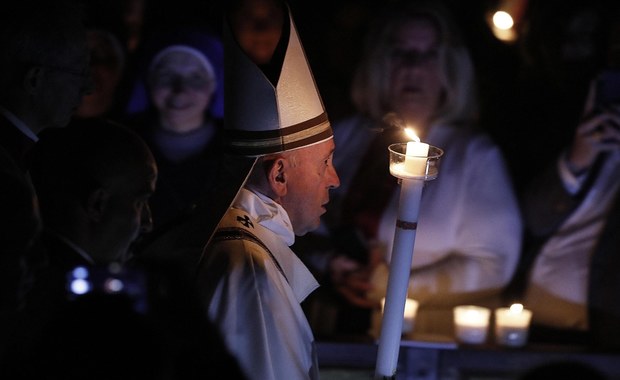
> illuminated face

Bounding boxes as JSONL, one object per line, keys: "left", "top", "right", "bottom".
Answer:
{"left": 149, "top": 50, "right": 215, "bottom": 133}
{"left": 281, "top": 138, "right": 340, "bottom": 236}
{"left": 388, "top": 18, "right": 443, "bottom": 129}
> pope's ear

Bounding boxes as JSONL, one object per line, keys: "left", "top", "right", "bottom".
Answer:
{"left": 84, "top": 188, "right": 109, "bottom": 222}
{"left": 267, "top": 157, "right": 288, "bottom": 196}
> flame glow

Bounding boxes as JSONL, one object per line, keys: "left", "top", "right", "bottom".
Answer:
{"left": 405, "top": 128, "right": 420, "bottom": 142}
{"left": 493, "top": 11, "right": 514, "bottom": 30}
{"left": 509, "top": 303, "right": 524, "bottom": 314}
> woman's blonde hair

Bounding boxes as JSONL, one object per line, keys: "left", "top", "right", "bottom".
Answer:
{"left": 351, "top": 1, "right": 478, "bottom": 127}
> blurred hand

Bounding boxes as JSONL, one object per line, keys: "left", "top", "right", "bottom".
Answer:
{"left": 328, "top": 245, "right": 385, "bottom": 309}
{"left": 335, "top": 270, "right": 377, "bottom": 308}
{"left": 567, "top": 81, "right": 620, "bottom": 173}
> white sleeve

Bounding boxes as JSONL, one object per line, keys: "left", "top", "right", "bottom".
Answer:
{"left": 557, "top": 151, "right": 589, "bottom": 195}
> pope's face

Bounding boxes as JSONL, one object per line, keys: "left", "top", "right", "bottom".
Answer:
{"left": 281, "top": 138, "right": 339, "bottom": 236}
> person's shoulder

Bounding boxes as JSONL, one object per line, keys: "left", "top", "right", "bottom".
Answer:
{"left": 461, "top": 132, "right": 507, "bottom": 165}
{"left": 440, "top": 123, "right": 501, "bottom": 151}
{"left": 467, "top": 130, "right": 500, "bottom": 150}
{"left": 431, "top": 124, "right": 509, "bottom": 170}
{"left": 208, "top": 208, "right": 272, "bottom": 262}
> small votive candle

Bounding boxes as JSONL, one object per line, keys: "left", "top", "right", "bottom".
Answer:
{"left": 494, "top": 303, "right": 532, "bottom": 347}
{"left": 381, "top": 297, "right": 419, "bottom": 335}
{"left": 453, "top": 305, "right": 491, "bottom": 344}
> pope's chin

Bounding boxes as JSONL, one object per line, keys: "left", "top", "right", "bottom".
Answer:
{"left": 295, "top": 218, "right": 322, "bottom": 237}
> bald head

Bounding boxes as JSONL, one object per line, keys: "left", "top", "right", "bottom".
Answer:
{"left": 32, "top": 119, "right": 155, "bottom": 202}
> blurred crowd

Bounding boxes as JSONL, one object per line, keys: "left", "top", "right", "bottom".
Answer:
{"left": 2, "top": 0, "right": 620, "bottom": 379}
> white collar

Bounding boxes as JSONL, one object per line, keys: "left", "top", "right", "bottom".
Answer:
{"left": 0, "top": 105, "right": 38, "bottom": 142}
{"left": 232, "top": 188, "right": 318, "bottom": 301}
{"left": 233, "top": 188, "right": 295, "bottom": 246}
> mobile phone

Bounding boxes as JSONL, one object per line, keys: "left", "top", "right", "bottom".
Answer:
{"left": 66, "top": 263, "right": 148, "bottom": 314}
{"left": 596, "top": 70, "right": 620, "bottom": 106}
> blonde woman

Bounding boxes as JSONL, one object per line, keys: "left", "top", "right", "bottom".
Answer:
{"left": 299, "top": 0, "right": 522, "bottom": 338}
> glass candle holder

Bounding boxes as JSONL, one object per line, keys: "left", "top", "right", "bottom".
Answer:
{"left": 454, "top": 305, "right": 491, "bottom": 344}
{"left": 388, "top": 143, "right": 444, "bottom": 180}
{"left": 494, "top": 304, "right": 532, "bottom": 347}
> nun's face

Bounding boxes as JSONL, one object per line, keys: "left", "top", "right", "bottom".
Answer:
{"left": 149, "top": 51, "right": 215, "bottom": 133}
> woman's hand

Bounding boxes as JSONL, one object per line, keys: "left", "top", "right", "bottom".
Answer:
{"left": 329, "top": 245, "right": 385, "bottom": 309}
{"left": 566, "top": 81, "right": 620, "bottom": 174}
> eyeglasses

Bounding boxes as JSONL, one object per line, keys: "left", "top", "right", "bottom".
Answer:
{"left": 390, "top": 48, "right": 439, "bottom": 68}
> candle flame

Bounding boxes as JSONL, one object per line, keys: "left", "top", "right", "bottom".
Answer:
{"left": 465, "top": 310, "right": 478, "bottom": 318}
{"left": 405, "top": 128, "right": 420, "bottom": 143}
{"left": 509, "top": 303, "right": 523, "bottom": 314}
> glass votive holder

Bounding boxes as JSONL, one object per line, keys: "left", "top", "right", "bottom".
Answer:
{"left": 381, "top": 297, "right": 419, "bottom": 335}
{"left": 453, "top": 305, "right": 491, "bottom": 344}
{"left": 494, "top": 303, "right": 532, "bottom": 347}
{"left": 388, "top": 143, "right": 444, "bottom": 180}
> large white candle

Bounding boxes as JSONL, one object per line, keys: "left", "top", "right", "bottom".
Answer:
{"left": 374, "top": 174, "right": 424, "bottom": 378}
{"left": 380, "top": 297, "right": 419, "bottom": 335}
{"left": 494, "top": 303, "right": 532, "bottom": 347}
{"left": 375, "top": 129, "right": 437, "bottom": 379}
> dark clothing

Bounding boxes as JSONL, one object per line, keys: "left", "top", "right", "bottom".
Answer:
{"left": 129, "top": 113, "right": 224, "bottom": 229}
{"left": 0, "top": 114, "right": 40, "bottom": 361}
{"left": 0, "top": 115, "right": 36, "bottom": 171}
{"left": 9, "top": 232, "right": 93, "bottom": 339}
{"left": 127, "top": 113, "right": 227, "bottom": 298}
{"left": 588, "top": 190, "right": 620, "bottom": 349}
{"left": 0, "top": 231, "right": 93, "bottom": 378}
{"left": 0, "top": 114, "right": 39, "bottom": 255}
